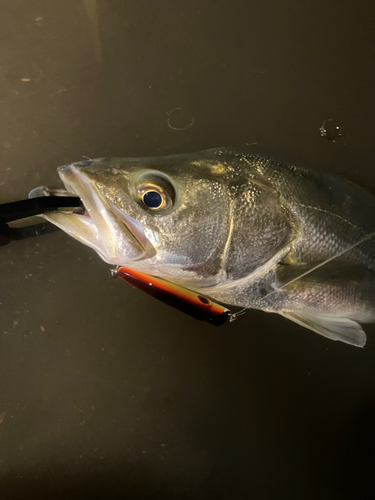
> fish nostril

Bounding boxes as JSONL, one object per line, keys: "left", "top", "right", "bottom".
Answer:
{"left": 73, "top": 159, "right": 94, "bottom": 168}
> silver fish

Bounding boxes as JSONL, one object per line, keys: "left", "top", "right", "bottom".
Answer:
{"left": 30, "top": 148, "right": 375, "bottom": 347}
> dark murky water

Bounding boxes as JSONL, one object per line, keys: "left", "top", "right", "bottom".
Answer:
{"left": 1, "top": 1, "right": 375, "bottom": 499}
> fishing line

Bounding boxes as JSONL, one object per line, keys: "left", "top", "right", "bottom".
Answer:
{"left": 268, "top": 229, "right": 375, "bottom": 296}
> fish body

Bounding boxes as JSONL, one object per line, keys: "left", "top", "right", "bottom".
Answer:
{"left": 32, "top": 148, "right": 375, "bottom": 347}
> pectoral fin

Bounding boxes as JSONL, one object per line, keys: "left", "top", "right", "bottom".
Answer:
{"left": 280, "top": 311, "right": 366, "bottom": 347}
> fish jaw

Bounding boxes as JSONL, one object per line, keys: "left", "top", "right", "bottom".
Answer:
{"left": 35, "top": 162, "right": 155, "bottom": 265}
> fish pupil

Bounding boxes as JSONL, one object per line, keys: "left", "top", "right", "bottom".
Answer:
{"left": 143, "top": 191, "right": 162, "bottom": 208}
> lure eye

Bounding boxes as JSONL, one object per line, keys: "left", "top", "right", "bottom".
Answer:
{"left": 142, "top": 190, "right": 163, "bottom": 209}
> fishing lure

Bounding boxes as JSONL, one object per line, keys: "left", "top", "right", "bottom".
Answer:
{"left": 115, "top": 266, "right": 241, "bottom": 326}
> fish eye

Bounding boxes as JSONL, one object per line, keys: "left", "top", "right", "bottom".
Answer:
{"left": 142, "top": 190, "right": 163, "bottom": 209}
{"left": 136, "top": 179, "right": 174, "bottom": 212}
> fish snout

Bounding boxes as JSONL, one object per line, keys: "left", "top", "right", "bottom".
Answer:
{"left": 57, "top": 159, "right": 94, "bottom": 176}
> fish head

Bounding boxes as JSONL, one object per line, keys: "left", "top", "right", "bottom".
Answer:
{"left": 35, "top": 149, "right": 295, "bottom": 290}
{"left": 40, "top": 153, "right": 235, "bottom": 287}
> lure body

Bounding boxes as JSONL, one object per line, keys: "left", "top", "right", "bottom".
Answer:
{"left": 117, "top": 267, "right": 232, "bottom": 326}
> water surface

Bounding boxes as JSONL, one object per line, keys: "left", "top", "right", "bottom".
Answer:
{"left": 1, "top": 1, "right": 375, "bottom": 498}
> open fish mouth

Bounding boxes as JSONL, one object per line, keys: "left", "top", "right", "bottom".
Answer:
{"left": 29, "top": 161, "right": 155, "bottom": 265}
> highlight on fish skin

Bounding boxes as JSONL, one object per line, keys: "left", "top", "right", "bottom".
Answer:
{"left": 29, "top": 148, "right": 375, "bottom": 347}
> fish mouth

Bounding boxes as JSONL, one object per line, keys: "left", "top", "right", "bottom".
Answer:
{"left": 29, "top": 161, "right": 155, "bottom": 265}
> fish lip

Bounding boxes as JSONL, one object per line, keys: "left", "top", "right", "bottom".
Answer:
{"left": 57, "top": 164, "right": 84, "bottom": 196}
{"left": 57, "top": 164, "right": 155, "bottom": 258}
{"left": 106, "top": 200, "right": 154, "bottom": 253}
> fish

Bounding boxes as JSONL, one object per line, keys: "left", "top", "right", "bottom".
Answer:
{"left": 29, "top": 148, "right": 375, "bottom": 347}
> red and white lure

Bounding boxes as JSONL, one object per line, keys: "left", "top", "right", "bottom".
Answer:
{"left": 114, "top": 267, "right": 243, "bottom": 326}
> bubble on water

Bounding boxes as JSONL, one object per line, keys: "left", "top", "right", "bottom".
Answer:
{"left": 320, "top": 118, "right": 342, "bottom": 142}
{"left": 166, "top": 108, "right": 195, "bottom": 131}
